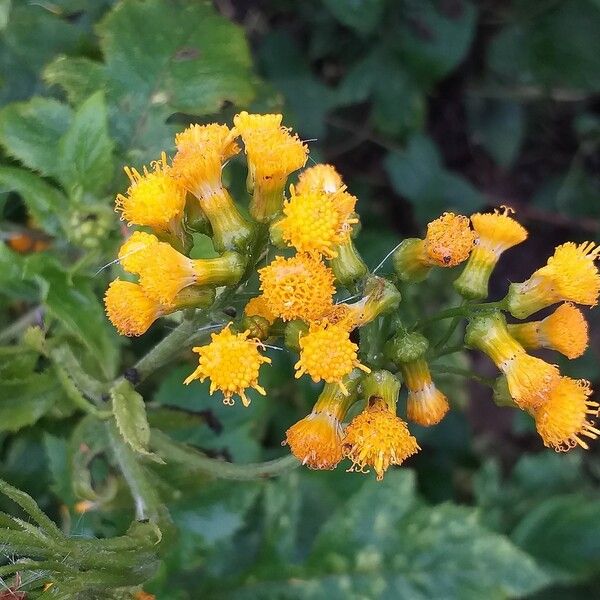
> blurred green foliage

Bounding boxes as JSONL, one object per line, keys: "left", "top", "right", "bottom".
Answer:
{"left": 0, "top": 0, "right": 599, "bottom": 598}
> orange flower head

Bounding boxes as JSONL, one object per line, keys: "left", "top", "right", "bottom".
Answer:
{"left": 184, "top": 325, "right": 271, "bottom": 407}
{"left": 296, "top": 164, "right": 344, "bottom": 194}
{"left": 105, "top": 279, "right": 166, "bottom": 336}
{"left": 118, "top": 231, "right": 159, "bottom": 275}
{"left": 401, "top": 359, "right": 449, "bottom": 426}
{"left": 509, "top": 303, "right": 588, "bottom": 360}
{"left": 295, "top": 321, "right": 370, "bottom": 394}
{"left": 244, "top": 295, "right": 277, "bottom": 325}
{"left": 534, "top": 377, "right": 599, "bottom": 451}
{"left": 507, "top": 242, "right": 600, "bottom": 318}
{"left": 116, "top": 153, "right": 186, "bottom": 233}
{"left": 258, "top": 254, "right": 335, "bottom": 322}
{"left": 279, "top": 186, "right": 358, "bottom": 258}
{"left": 285, "top": 411, "right": 344, "bottom": 469}
{"left": 423, "top": 212, "right": 475, "bottom": 267}
{"left": 470, "top": 206, "right": 528, "bottom": 257}
{"left": 343, "top": 398, "right": 420, "bottom": 481}
{"left": 172, "top": 123, "right": 239, "bottom": 197}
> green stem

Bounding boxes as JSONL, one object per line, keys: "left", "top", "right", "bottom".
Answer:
{"left": 433, "top": 344, "right": 465, "bottom": 358}
{"left": 430, "top": 364, "right": 495, "bottom": 387}
{"left": 151, "top": 430, "right": 299, "bottom": 480}
{"left": 414, "top": 300, "right": 506, "bottom": 330}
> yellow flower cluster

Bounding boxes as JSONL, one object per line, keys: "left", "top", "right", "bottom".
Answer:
{"left": 105, "top": 112, "right": 599, "bottom": 482}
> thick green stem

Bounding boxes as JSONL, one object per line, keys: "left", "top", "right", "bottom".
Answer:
{"left": 430, "top": 364, "right": 495, "bottom": 387}
{"left": 414, "top": 300, "right": 506, "bottom": 330}
{"left": 151, "top": 430, "right": 299, "bottom": 480}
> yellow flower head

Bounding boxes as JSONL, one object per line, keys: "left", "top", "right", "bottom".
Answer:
{"left": 401, "top": 358, "right": 449, "bottom": 426}
{"left": 245, "top": 295, "right": 278, "bottom": 325}
{"left": 423, "top": 212, "right": 475, "bottom": 267}
{"left": 471, "top": 206, "right": 528, "bottom": 257}
{"left": 466, "top": 312, "right": 558, "bottom": 410}
{"left": 285, "top": 411, "right": 344, "bottom": 469}
{"left": 343, "top": 397, "right": 420, "bottom": 481}
{"left": 454, "top": 207, "right": 527, "bottom": 299}
{"left": 234, "top": 111, "right": 308, "bottom": 197}
{"left": 507, "top": 242, "right": 600, "bottom": 319}
{"left": 534, "top": 377, "right": 599, "bottom": 451}
{"left": 508, "top": 302, "right": 589, "bottom": 359}
{"left": 105, "top": 279, "right": 166, "bottom": 336}
{"left": 296, "top": 164, "right": 344, "bottom": 194}
{"left": 258, "top": 254, "right": 335, "bottom": 322}
{"left": 279, "top": 186, "right": 358, "bottom": 258}
{"left": 295, "top": 321, "right": 370, "bottom": 394}
{"left": 115, "top": 153, "right": 186, "bottom": 234}
{"left": 184, "top": 325, "right": 271, "bottom": 407}
{"left": 172, "top": 123, "right": 239, "bottom": 197}
{"left": 118, "top": 231, "right": 159, "bottom": 274}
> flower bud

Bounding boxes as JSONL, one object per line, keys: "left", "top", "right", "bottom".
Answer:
{"left": 385, "top": 331, "right": 429, "bottom": 365}
{"left": 330, "top": 238, "right": 368, "bottom": 289}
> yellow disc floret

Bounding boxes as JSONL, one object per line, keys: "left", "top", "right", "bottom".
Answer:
{"left": 105, "top": 279, "right": 166, "bottom": 336}
{"left": 285, "top": 411, "right": 344, "bottom": 469}
{"left": 258, "top": 254, "right": 335, "bottom": 322}
{"left": 534, "top": 377, "right": 599, "bottom": 451}
{"left": 342, "top": 397, "right": 420, "bottom": 481}
{"left": 508, "top": 302, "right": 589, "bottom": 359}
{"left": 279, "top": 187, "right": 358, "bottom": 258}
{"left": 296, "top": 164, "right": 344, "bottom": 194}
{"left": 172, "top": 123, "right": 239, "bottom": 197}
{"left": 423, "top": 212, "right": 475, "bottom": 267}
{"left": 294, "top": 322, "right": 370, "bottom": 393}
{"left": 115, "top": 153, "right": 186, "bottom": 234}
{"left": 183, "top": 325, "right": 271, "bottom": 407}
{"left": 244, "top": 295, "right": 278, "bottom": 325}
{"left": 507, "top": 242, "right": 600, "bottom": 318}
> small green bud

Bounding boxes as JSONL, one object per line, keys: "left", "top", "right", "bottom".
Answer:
{"left": 393, "top": 238, "right": 431, "bottom": 283}
{"left": 284, "top": 320, "right": 309, "bottom": 352}
{"left": 330, "top": 239, "right": 368, "bottom": 289}
{"left": 385, "top": 331, "right": 429, "bottom": 365}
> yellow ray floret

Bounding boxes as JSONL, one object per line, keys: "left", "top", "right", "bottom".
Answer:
{"left": 508, "top": 302, "right": 588, "bottom": 359}
{"left": 105, "top": 279, "right": 167, "bottom": 336}
{"left": 115, "top": 153, "right": 186, "bottom": 234}
{"left": 343, "top": 398, "right": 420, "bottom": 481}
{"left": 172, "top": 123, "right": 239, "bottom": 197}
{"left": 184, "top": 325, "right": 271, "bottom": 407}
{"left": 258, "top": 254, "right": 335, "bottom": 322}
{"left": 423, "top": 212, "right": 475, "bottom": 267}
{"left": 507, "top": 242, "right": 600, "bottom": 318}
{"left": 534, "top": 377, "right": 599, "bottom": 451}
{"left": 279, "top": 186, "right": 358, "bottom": 258}
{"left": 296, "top": 164, "right": 344, "bottom": 194}
{"left": 234, "top": 111, "right": 308, "bottom": 193}
{"left": 285, "top": 411, "right": 344, "bottom": 469}
{"left": 401, "top": 358, "right": 449, "bottom": 426}
{"left": 294, "top": 322, "right": 370, "bottom": 393}
{"left": 244, "top": 295, "right": 278, "bottom": 325}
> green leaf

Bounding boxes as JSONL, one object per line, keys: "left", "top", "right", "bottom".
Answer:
{"left": 488, "top": 0, "right": 600, "bottom": 91}
{"left": 322, "top": 0, "right": 385, "bottom": 35}
{"left": 25, "top": 256, "right": 120, "bottom": 379}
{"left": 97, "top": 0, "right": 255, "bottom": 161}
{"left": 393, "top": 0, "right": 478, "bottom": 86}
{"left": 0, "top": 346, "right": 38, "bottom": 379}
{"left": 467, "top": 97, "right": 525, "bottom": 167}
{"left": 0, "top": 374, "right": 62, "bottom": 432}
{"left": 0, "top": 97, "right": 72, "bottom": 178}
{"left": 112, "top": 380, "right": 162, "bottom": 462}
{"left": 0, "top": 166, "right": 67, "bottom": 235}
{"left": 223, "top": 471, "right": 551, "bottom": 599}
{"left": 43, "top": 55, "right": 108, "bottom": 106}
{"left": 384, "top": 134, "right": 485, "bottom": 224}
{"left": 58, "top": 91, "right": 114, "bottom": 196}
{"left": 0, "top": 0, "right": 11, "bottom": 31}
{"left": 43, "top": 433, "right": 75, "bottom": 505}
{"left": 512, "top": 494, "right": 600, "bottom": 583}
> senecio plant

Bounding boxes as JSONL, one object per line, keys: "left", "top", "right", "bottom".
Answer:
{"left": 106, "top": 112, "right": 599, "bottom": 481}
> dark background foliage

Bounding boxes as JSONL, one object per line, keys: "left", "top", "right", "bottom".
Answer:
{"left": 0, "top": 1, "right": 599, "bottom": 598}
